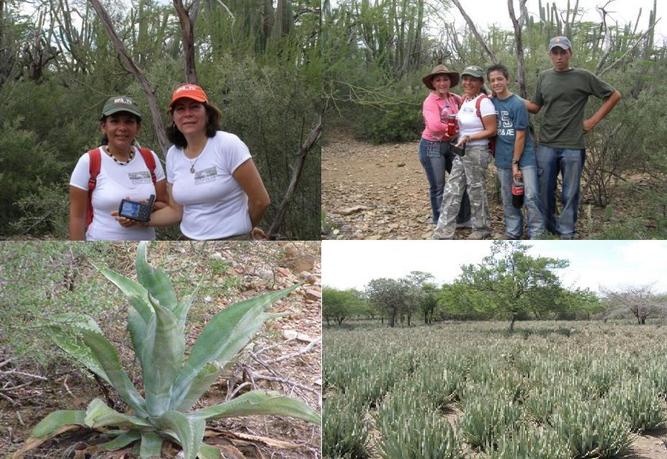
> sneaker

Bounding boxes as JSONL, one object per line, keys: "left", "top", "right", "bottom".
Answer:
{"left": 433, "top": 229, "right": 454, "bottom": 240}
{"left": 456, "top": 219, "right": 472, "bottom": 229}
{"left": 468, "top": 230, "right": 491, "bottom": 240}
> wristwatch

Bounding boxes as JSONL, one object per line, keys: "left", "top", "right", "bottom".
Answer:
{"left": 512, "top": 160, "right": 520, "bottom": 165}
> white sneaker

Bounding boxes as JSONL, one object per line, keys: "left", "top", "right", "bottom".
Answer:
{"left": 456, "top": 220, "right": 472, "bottom": 229}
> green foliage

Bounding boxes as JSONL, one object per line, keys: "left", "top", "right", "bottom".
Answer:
{"left": 19, "top": 242, "right": 319, "bottom": 457}
{"left": 324, "top": 321, "right": 667, "bottom": 457}
{"left": 323, "top": 395, "right": 370, "bottom": 459}
{"left": 323, "top": 287, "right": 367, "bottom": 326}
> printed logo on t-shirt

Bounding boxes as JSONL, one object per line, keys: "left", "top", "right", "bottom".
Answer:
{"left": 498, "top": 110, "right": 514, "bottom": 136}
{"left": 128, "top": 171, "right": 151, "bottom": 185}
{"left": 194, "top": 166, "right": 218, "bottom": 184}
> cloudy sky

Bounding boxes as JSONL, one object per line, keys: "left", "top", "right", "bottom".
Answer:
{"left": 430, "top": 0, "right": 666, "bottom": 43}
{"left": 321, "top": 240, "right": 667, "bottom": 294}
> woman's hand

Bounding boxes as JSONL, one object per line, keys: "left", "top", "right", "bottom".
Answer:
{"left": 455, "top": 135, "right": 469, "bottom": 148}
{"left": 111, "top": 210, "right": 142, "bottom": 228}
{"left": 251, "top": 227, "right": 267, "bottom": 240}
{"left": 512, "top": 164, "right": 522, "bottom": 179}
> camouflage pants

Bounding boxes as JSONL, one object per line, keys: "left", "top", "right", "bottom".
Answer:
{"left": 433, "top": 144, "right": 490, "bottom": 238}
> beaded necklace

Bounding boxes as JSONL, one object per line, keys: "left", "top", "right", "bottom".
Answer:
{"left": 105, "top": 146, "right": 134, "bottom": 165}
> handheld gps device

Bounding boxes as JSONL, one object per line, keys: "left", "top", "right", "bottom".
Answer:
{"left": 118, "top": 194, "right": 155, "bottom": 222}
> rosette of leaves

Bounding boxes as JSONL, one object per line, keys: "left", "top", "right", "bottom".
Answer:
{"left": 15, "top": 242, "right": 319, "bottom": 459}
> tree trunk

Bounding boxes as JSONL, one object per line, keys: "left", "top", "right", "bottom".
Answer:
{"left": 337, "top": 316, "right": 344, "bottom": 325}
{"left": 89, "top": 0, "right": 170, "bottom": 154}
{"left": 508, "top": 0, "right": 528, "bottom": 98}
{"left": 173, "top": 0, "right": 199, "bottom": 83}
{"left": 509, "top": 315, "right": 517, "bottom": 332}
{"left": 450, "top": 0, "right": 498, "bottom": 63}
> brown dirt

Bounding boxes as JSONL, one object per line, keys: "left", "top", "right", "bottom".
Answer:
{"left": 1, "top": 242, "right": 321, "bottom": 459}
{"left": 322, "top": 130, "right": 661, "bottom": 240}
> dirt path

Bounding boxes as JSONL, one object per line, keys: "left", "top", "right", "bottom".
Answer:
{"left": 322, "top": 131, "right": 660, "bottom": 240}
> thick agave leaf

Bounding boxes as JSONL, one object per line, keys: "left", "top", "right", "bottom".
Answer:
{"left": 154, "top": 410, "right": 206, "bottom": 459}
{"left": 136, "top": 242, "right": 178, "bottom": 310}
{"left": 175, "top": 362, "right": 221, "bottom": 412}
{"left": 47, "top": 315, "right": 110, "bottom": 384}
{"left": 194, "top": 390, "right": 320, "bottom": 425}
{"left": 98, "top": 431, "right": 141, "bottom": 451}
{"left": 97, "top": 266, "right": 153, "bottom": 325}
{"left": 31, "top": 409, "right": 86, "bottom": 438}
{"left": 144, "top": 296, "right": 184, "bottom": 417}
{"left": 80, "top": 329, "right": 147, "bottom": 417}
{"left": 139, "top": 432, "right": 164, "bottom": 458}
{"left": 84, "top": 398, "right": 151, "bottom": 429}
{"left": 171, "top": 287, "right": 297, "bottom": 408}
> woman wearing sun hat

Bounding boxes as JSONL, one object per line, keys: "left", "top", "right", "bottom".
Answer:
{"left": 148, "top": 83, "right": 270, "bottom": 240}
{"left": 69, "top": 95, "right": 168, "bottom": 240}
{"left": 420, "top": 64, "right": 471, "bottom": 226}
{"left": 433, "top": 65, "right": 497, "bottom": 240}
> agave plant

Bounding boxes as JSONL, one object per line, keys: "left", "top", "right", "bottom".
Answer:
{"left": 15, "top": 242, "right": 319, "bottom": 459}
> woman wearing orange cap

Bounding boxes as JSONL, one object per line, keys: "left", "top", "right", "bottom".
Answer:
{"left": 68, "top": 95, "right": 168, "bottom": 240}
{"left": 148, "top": 84, "right": 270, "bottom": 240}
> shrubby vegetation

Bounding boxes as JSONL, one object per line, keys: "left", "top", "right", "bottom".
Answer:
{"left": 324, "top": 321, "right": 667, "bottom": 457}
{"left": 0, "top": 0, "right": 321, "bottom": 239}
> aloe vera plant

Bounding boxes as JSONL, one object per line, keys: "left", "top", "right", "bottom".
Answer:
{"left": 17, "top": 242, "right": 320, "bottom": 459}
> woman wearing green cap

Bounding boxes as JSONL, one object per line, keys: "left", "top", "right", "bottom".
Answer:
{"left": 68, "top": 95, "right": 168, "bottom": 240}
{"left": 433, "top": 65, "right": 496, "bottom": 239}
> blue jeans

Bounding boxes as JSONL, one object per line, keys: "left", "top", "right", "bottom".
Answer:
{"left": 419, "top": 138, "right": 470, "bottom": 223}
{"left": 497, "top": 166, "right": 544, "bottom": 239}
{"left": 536, "top": 145, "right": 584, "bottom": 237}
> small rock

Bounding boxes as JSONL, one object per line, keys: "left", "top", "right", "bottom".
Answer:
{"left": 397, "top": 163, "right": 406, "bottom": 167}
{"left": 277, "top": 267, "right": 291, "bottom": 277}
{"left": 283, "top": 329, "right": 298, "bottom": 340}
{"left": 304, "top": 289, "right": 321, "bottom": 301}
{"left": 204, "top": 296, "right": 212, "bottom": 303}
{"left": 257, "top": 269, "right": 273, "bottom": 281}
{"left": 339, "top": 205, "right": 372, "bottom": 216}
{"left": 210, "top": 252, "right": 224, "bottom": 260}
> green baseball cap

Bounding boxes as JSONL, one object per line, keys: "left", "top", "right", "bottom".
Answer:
{"left": 461, "top": 65, "right": 485, "bottom": 80}
{"left": 101, "top": 95, "right": 142, "bottom": 120}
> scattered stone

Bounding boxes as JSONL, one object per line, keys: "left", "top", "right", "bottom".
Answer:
{"left": 210, "top": 252, "right": 224, "bottom": 260}
{"left": 283, "top": 329, "right": 298, "bottom": 340}
{"left": 339, "top": 205, "right": 372, "bottom": 215}
{"left": 397, "top": 162, "right": 406, "bottom": 167}
{"left": 304, "top": 289, "right": 321, "bottom": 301}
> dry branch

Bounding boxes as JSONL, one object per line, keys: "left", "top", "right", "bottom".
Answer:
{"left": 266, "top": 116, "right": 322, "bottom": 239}
{"left": 508, "top": 0, "right": 528, "bottom": 98}
{"left": 450, "top": 0, "right": 498, "bottom": 63}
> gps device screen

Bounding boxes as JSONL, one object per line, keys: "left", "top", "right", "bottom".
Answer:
{"left": 118, "top": 194, "right": 155, "bottom": 222}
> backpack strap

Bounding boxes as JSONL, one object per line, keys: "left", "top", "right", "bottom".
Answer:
{"left": 138, "top": 147, "right": 157, "bottom": 185}
{"left": 86, "top": 148, "right": 101, "bottom": 228}
{"left": 475, "top": 94, "right": 490, "bottom": 123}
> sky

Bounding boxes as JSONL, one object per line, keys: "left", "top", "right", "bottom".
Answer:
{"left": 433, "top": 0, "right": 666, "bottom": 43}
{"left": 321, "top": 240, "right": 667, "bottom": 295}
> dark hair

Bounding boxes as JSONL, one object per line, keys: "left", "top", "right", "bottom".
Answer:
{"left": 166, "top": 102, "right": 222, "bottom": 148}
{"left": 486, "top": 63, "right": 510, "bottom": 80}
{"left": 99, "top": 114, "right": 141, "bottom": 145}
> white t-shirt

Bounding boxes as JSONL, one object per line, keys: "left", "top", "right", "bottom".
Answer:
{"left": 457, "top": 95, "right": 496, "bottom": 147}
{"left": 166, "top": 131, "right": 253, "bottom": 240}
{"left": 70, "top": 146, "right": 166, "bottom": 241}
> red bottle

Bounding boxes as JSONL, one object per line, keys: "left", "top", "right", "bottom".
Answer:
{"left": 512, "top": 176, "right": 525, "bottom": 209}
{"left": 447, "top": 114, "right": 457, "bottom": 137}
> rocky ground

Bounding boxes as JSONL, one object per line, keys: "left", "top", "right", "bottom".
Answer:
{"left": 322, "top": 130, "right": 660, "bottom": 240}
{"left": 1, "top": 242, "right": 321, "bottom": 459}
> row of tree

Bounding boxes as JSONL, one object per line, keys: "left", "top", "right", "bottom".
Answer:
{"left": 323, "top": 241, "right": 667, "bottom": 330}
{"left": 0, "top": 0, "right": 322, "bottom": 239}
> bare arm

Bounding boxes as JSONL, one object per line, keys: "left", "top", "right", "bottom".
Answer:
{"left": 584, "top": 89, "right": 622, "bottom": 132}
{"left": 234, "top": 159, "right": 270, "bottom": 227}
{"left": 149, "top": 183, "right": 183, "bottom": 227}
{"left": 525, "top": 99, "right": 541, "bottom": 114}
{"left": 153, "top": 179, "right": 169, "bottom": 210}
{"left": 69, "top": 186, "right": 88, "bottom": 240}
{"left": 512, "top": 130, "right": 526, "bottom": 178}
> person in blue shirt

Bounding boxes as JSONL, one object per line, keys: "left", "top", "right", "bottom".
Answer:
{"left": 487, "top": 64, "right": 544, "bottom": 239}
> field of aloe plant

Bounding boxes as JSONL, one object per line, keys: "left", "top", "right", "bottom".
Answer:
{"left": 324, "top": 321, "right": 667, "bottom": 459}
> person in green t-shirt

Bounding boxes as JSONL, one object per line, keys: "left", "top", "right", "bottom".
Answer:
{"left": 526, "top": 36, "right": 621, "bottom": 239}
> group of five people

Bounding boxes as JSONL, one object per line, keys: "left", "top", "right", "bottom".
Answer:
{"left": 420, "top": 36, "right": 621, "bottom": 240}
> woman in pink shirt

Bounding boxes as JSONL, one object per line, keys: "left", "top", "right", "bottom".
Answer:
{"left": 420, "top": 65, "right": 471, "bottom": 226}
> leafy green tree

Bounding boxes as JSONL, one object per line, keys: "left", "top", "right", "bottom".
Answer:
{"left": 366, "top": 278, "right": 408, "bottom": 328}
{"left": 323, "top": 287, "right": 366, "bottom": 326}
{"left": 459, "top": 241, "right": 569, "bottom": 331}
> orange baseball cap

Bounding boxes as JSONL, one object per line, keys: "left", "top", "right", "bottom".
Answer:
{"left": 169, "top": 84, "right": 208, "bottom": 109}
